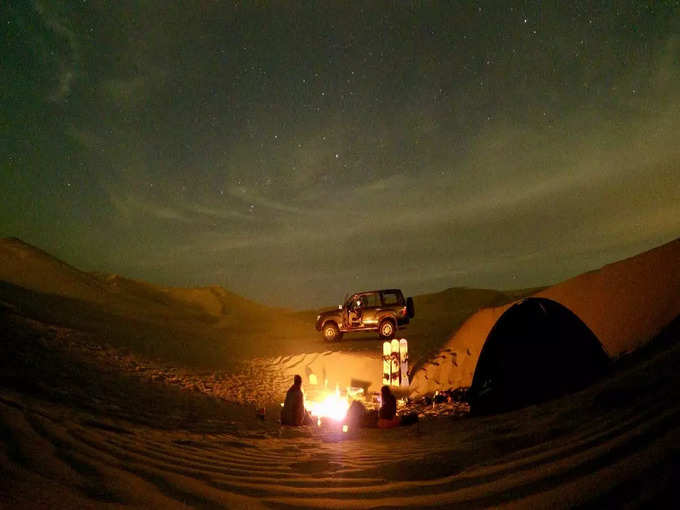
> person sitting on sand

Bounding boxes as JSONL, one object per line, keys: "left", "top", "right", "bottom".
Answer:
{"left": 347, "top": 399, "right": 380, "bottom": 428}
{"left": 281, "top": 375, "right": 313, "bottom": 426}
{"left": 378, "top": 385, "right": 400, "bottom": 428}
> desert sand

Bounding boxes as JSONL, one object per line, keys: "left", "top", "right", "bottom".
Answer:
{"left": 2, "top": 237, "right": 679, "bottom": 508}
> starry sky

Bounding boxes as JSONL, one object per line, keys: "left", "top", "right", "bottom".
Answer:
{"left": 2, "top": 1, "right": 680, "bottom": 308}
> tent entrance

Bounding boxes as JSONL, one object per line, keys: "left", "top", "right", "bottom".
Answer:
{"left": 469, "top": 298, "right": 609, "bottom": 415}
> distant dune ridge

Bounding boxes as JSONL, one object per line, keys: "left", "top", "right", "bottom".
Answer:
{"left": 0, "top": 237, "right": 110, "bottom": 303}
{"left": 0, "top": 237, "right": 324, "bottom": 367}
{"left": 410, "top": 238, "right": 680, "bottom": 398}
{"left": 0, "top": 237, "right": 264, "bottom": 317}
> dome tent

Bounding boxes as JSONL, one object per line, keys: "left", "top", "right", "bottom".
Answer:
{"left": 467, "top": 298, "right": 609, "bottom": 415}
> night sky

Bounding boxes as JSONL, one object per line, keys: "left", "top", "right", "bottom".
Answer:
{"left": 2, "top": 1, "right": 679, "bottom": 308}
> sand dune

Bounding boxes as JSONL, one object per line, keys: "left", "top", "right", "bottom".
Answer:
{"left": 0, "top": 238, "right": 323, "bottom": 366}
{"left": 535, "top": 238, "right": 680, "bottom": 356}
{"left": 411, "top": 238, "right": 680, "bottom": 398}
{"left": 0, "top": 237, "right": 268, "bottom": 320}
{"left": 0, "top": 238, "right": 111, "bottom": 304}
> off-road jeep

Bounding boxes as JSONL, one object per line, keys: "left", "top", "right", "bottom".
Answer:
{"left": 315, "top": 289, "right": 415, "bottom": 342}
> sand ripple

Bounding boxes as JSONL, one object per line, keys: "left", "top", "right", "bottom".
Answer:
{"left": 2, "top": 386, "right": 679, "bottom": 508}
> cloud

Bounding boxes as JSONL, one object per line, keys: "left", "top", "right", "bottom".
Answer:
{"left": 108, "top": 191, "right": 193, "bottom": 224}
{"left": 225, "top": 186, "right": 307, "bottom": 216}
{"left": 32, "top": 0, "right": 79, "bottom": 103}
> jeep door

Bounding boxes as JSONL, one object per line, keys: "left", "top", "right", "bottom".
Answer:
{"left": 359, "top": 292, "right": 381, "bottom": 327}
{"left": 345, "top": 294, "right": 361, "bottom": 329}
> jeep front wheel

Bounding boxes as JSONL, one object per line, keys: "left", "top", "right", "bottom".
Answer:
{"left": 323, "top": 322, "right": 342, "bottom": 342}
{"left": 378, "top": 319, "right": 395, "bottom": 339}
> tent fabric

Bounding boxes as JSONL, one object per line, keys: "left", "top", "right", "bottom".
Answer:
{"left": 467, "top": 298, "right": 609, "bottom": 414}
{"left": 410, "top": 238, "right": 680, "bottom": 400}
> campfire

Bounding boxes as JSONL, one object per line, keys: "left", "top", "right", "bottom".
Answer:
{"left": 279, "top": 371, "right": 377, "bottom": 428}
{"left": 305, "top": 387, "right": 350, "bottom": 422}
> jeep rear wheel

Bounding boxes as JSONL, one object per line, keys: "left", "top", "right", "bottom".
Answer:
{"left": 323, "top": 322, "right": 342, "bottom": 342}
{"left": 378, "top": 319, "right": 395, "bottom": 339}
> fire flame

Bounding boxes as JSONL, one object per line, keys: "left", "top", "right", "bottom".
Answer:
{"left": 306, "top": 390, "right": 350, "bottom": 422}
